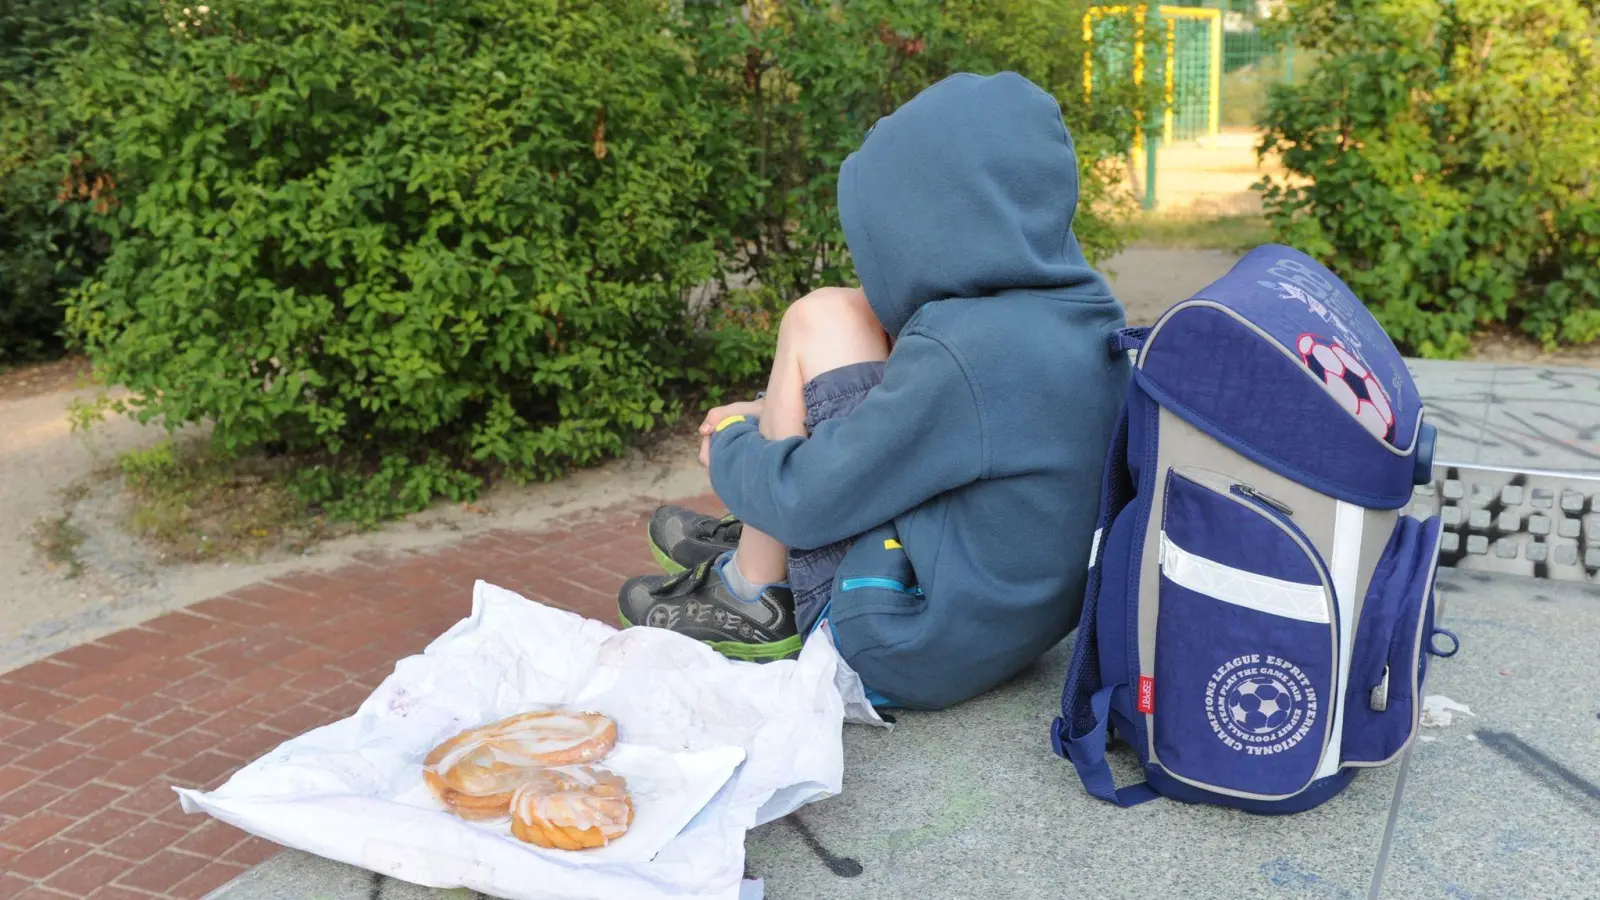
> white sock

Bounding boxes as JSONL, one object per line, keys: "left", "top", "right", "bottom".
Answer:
{"left": 719, "top": 552, "right": 765, "bottom": 604}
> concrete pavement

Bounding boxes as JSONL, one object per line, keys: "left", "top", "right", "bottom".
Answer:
{"left": 203, "top": 365, "right": 1600, "bottom": 900}
{"left": 1, "top": 361, "right": 1592, "bottom": 900}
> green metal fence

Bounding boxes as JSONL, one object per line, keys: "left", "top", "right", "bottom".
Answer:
{"left": 1168, "top": 0, "right": 1298, "bottom": 127}
{"left": 1166, "top": 12, "right": 1216, "bottom": 142}
{"left": 1084, "top": 5, "right": 1221, "bottom": 146}
{"left": 1085, "top": 2, "right": 1300, "bottom": 209}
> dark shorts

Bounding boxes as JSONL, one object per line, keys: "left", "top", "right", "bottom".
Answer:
{"left": 788, "top": 360, "right": 887, "bottom": 633}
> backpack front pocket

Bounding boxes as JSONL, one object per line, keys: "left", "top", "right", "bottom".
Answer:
{"left": 1341, "top": 514, "right": 1444, "bottom": 765}
{"left": 1151, "top": 470, "right": 1339, "bottom": 799}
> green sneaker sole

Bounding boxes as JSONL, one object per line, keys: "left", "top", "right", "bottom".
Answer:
{"left": 648, "top": 538, "right": 686, "bottom": 575}
{"left": 617, "top": 613, "right": 802, "bottom": 662}
{"left": 647, "top": 512, "right": 741, "bottom": 575}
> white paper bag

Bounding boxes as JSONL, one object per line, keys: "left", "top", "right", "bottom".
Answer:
{"left": 177, "top": 581, "right": 869, "bottom": 900}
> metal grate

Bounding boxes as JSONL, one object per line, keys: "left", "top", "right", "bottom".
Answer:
{"left": 1413, "top": 464, "right": 1600, "bottom": 584}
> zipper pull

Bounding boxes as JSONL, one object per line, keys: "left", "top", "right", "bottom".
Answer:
{"left": 1234, "top": 483, "right": 1295, "bottom": 517}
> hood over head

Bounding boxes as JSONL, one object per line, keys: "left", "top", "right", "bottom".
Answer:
{"left": 837, "top": 72, "right": 1108, "bottom": 336}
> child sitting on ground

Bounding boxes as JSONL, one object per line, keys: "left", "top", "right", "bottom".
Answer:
{"left": 617, "top": 72, "right": 1130, "bottom": 710}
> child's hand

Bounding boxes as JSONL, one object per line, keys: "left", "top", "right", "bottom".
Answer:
{"left": 699, "top": 398, "right": 764, "bottom": 435}
{"left": 698, "top": 398, "right": 764, "bottom": 468}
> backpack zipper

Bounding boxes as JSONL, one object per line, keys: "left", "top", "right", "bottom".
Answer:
{"left": 1233, "top": 483, "right": 1294, "bottom": 517}
{"left": 1229, "top": 484, "right": 1335, "bottom": 609}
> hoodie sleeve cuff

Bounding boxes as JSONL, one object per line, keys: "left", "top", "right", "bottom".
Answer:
{"left": 710, "top": 414, "right": 761, "bottom": 452}
{"left": 709, "top": 414, "right": 762, "bottom": 497}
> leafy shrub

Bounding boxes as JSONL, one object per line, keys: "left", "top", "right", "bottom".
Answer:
{"left": 61, "top": 0, "right": 733, "bottom": 522}
{"left": 0, "top": 0, "right": 106, "bottom": 363}
{"left": 1258, "top": 0, "right": 1600, "bottom": 357}
{"left": 672, "top": 0, "right": 946, "bottom": 306}
{"left": 671, "top": 0, "right": 1154, "bottom": 310}
{"left": 55, "top": 0, "right": 1151, "bottom": 522}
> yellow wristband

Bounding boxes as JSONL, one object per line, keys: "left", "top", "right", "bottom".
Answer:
{"left": 714, "top": 414, "right": 747, "bottom": 433}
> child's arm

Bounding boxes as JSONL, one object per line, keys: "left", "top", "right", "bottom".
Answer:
{"left": 708, "top": 331, "right": 983, "bottom": 551}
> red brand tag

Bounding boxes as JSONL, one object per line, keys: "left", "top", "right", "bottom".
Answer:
{"left": 1137, "top": 675, "right": 1155, "bottom": 714}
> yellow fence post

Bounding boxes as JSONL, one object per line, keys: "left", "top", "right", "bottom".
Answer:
{"left": 1082, "top": 11, "right": 1095, "bottom": 104}
{"left": 1208, "top": 9, "right": 1222, "bottom": 145}
{"left": 1163, "top": 17, "right": 1175, "bottom": 146}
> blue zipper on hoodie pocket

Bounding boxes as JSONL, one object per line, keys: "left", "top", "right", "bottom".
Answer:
{"left": 839, "top": 577, "right": 924, "bottom": 596}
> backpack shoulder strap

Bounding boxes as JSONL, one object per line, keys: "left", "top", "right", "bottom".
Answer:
{"left": 1051, "top": 398, "right": 1158, "bottom": 807}
{"left": 1055, "top": 683, "right": 1157, "bottom": 806}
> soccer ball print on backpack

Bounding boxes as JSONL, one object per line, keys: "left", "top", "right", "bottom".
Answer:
{"left": 1051, "top": 245, "right": 1461, "bottom": 813}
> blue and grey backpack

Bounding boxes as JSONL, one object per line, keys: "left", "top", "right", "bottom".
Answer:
{"left": 1052, "top": 245, "right": 1460, "bottom": 813}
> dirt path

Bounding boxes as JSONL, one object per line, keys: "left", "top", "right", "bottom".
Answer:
{"left": 1103, "top": 243, "right": 1243, "bottom": 325}
{"left": 0, "top": 385, "right": 171, "bottom": 665}
{"left": 0, "top": 381, "right": 709, "bottom": 672}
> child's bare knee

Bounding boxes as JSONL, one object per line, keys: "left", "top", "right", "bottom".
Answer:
{"left": 782, "top": 287, "right": 880, "bottom": 341}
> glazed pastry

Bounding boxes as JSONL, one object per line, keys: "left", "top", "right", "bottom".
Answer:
{"left": 424, "top": 710, "right": 618, "bottom": 820}
{"left": 510, "top": 766, "right": 634, "bottom": 850}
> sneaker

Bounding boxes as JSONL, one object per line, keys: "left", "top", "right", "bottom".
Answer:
{"left": 647, "top": 506, "right": 742, "bottom": 574}
{"left": 617, "top": 556, "right": 801, "bottom": 663}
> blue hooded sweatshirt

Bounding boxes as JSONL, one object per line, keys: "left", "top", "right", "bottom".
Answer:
{"left": 709, "top": 72, "right": 1130, "bottom": 709}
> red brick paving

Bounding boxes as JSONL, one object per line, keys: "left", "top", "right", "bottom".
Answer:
{"left": 0, "top": 495, "right": 718, "bottom": 898}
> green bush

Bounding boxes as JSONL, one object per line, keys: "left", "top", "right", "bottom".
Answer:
{"left": 53, "top": 0, "right": 1150, "bottom": 522}
{"left": 941, "top": 0, "right": 1156, "bottom": 261}
{"left": 0, "top": 0, "right": 105, "bottom": 363}
{"left": 672, "top": 0, "right": 948, "bottom": 306}
{"left": 1258, "top": 0, "right": 1600, "bottom": 357}
{"left": 62, "top": 0, "right": 733, "bottom": 521}
{"left": 672, "top": 0, "right": 1154, "bottom": 308}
